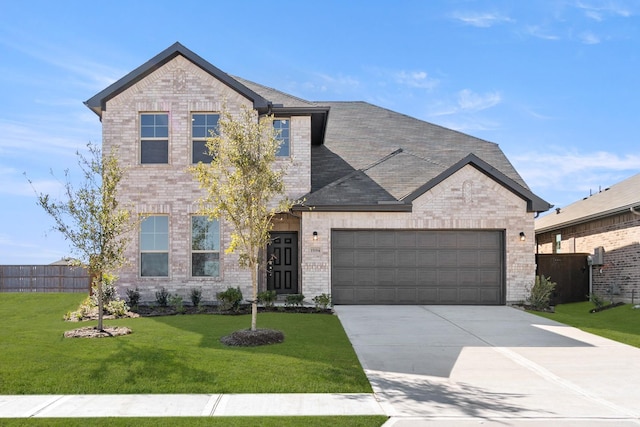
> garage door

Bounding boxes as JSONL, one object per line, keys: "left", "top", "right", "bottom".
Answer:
{"left": 331, "top": 230, "right": 504, "bottom": 305}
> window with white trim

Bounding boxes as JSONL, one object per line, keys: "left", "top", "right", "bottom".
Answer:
{"left": 191, "top": 216, "right": 220, "bottom": 277}
{"left": 192, "top": 113, "right": 219, "bottom": 163}
{"left": 140, "top": 113, "right": 169, "bottom": 164}
{"left": 273, "top": 119, "right": 290, "bottom": 157}
{"left": 140, "top": 216, "right": 169, "bottom": 276}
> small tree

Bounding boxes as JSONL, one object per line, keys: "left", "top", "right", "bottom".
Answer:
{"left": 30, "top": 143, "right": 135, "bottom": 331}
{"left": 191, "top": 106, "right": 295, "bottom": 331}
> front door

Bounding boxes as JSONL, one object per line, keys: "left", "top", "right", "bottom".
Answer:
{"left": 267, "top": 232, "right": 298, "bottom": 294}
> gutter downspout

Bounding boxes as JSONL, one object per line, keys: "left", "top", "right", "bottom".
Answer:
{"left": 589, "top": 258, "right": 593, "bottom": 299}
{"left": 631, "top": 206, "right": 640, "bottom": 216}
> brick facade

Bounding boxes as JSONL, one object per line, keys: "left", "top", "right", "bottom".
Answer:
{"left": 301, "top": 165, "right": 536, "bottom": 304}
{"left": 92, "top": 45, "right": 542, "bottom": 306}
{"left": 537, "top": 211, "right": 640, "bottom": 301}
{"left": 102, "top": 56, "right": 310, "bottom": 302}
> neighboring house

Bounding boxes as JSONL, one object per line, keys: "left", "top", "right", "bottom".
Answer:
{"left": 535, "top": 173, "right": 640, "bottom": 301}
{"left": 85, "top": 42, "right": 550, "bottom": 305}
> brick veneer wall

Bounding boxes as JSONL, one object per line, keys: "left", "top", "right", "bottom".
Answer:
{"left": 101, "top": 56, "right": 310, "bottom": 302}
{"left": 301, "top": 165, "right": 536, "bottom": 304}
{"left": 536, "top": 211, "right": 640, "bottom": 301}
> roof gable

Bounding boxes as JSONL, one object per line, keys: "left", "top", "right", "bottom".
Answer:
{"left": 84, "top": 42, "right": 271, "bottom": 117}
{"left": 404, "top": 154, "right": 552, "bottom": 213}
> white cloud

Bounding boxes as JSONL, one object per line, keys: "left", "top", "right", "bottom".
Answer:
{"left": 0, "top": 165, "right": 64, "bottom": 197}
{"left": 576, "top": 1, "right": 633, "bottom": 20}
{"left": 287, "top": 72, "right": 361, "bottom": 97}
{"left": 510, "top": 148, "right": 640, "bottom": 205}
{"left": 0, "top": 117, "right": 97, "bottom": 158}
{"left": 395, "top": 71, "right": 439, "bottom": 90}
{"left": 0, "top": 35, "right": 122, "bottom": 91}
{"left": 525, "top": 25, "right": 561, "bottom": 41}
{"left": 579, "top": 31, "right": 601, "bottom": 44}
{"left": 457, "top": 89, "right": 502, "bottom": 112}
{"left": 429, "top": 89, "right": 502, "bottom": 116}
{"left": 452, "top": 11, "right": 514, "bottom": 27}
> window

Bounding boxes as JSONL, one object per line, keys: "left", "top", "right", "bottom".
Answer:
{"left": 192, "top": 113, "right": 219, "bottom": 163}
{"left": 273, "top": 119, "right": 290, "bottom": 157}
{"left": 191, "top": 216, "right": 220, "bottom": 277}
{"left": 140, "top": 216, "right": 169, "bottom": 276}
{"left": 555, "top": 233, "right": 562, "bottom": 253}
{"left": 140, "top": 113, "right": 169, "bottom": 164}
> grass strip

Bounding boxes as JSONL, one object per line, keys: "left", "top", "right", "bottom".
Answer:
{"left": 529, "top": 301, "right": 640, "bottom": 348}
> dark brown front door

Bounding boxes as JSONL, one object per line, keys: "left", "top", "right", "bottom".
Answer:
{"left": 267, "top": 232, "right": 298, "bottom": 294}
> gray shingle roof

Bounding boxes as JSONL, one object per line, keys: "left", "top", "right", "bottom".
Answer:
{"left": 535, "top": 172, "right": 640, "bottom": 232}
{"left": 301, "top": 101, "right": 549, "bottom": 211}
{"left": 85, "top": 42, "right": 550, "bottom": 213}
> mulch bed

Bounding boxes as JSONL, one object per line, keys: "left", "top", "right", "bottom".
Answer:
{"left": 220, "top": 328, "right": 285, "bottom": 346}
{"left": 589, "top": 302, "right": 625, "bottom": 313}
{"left": 64, "top": 326, "right": 132, "bottom": 338}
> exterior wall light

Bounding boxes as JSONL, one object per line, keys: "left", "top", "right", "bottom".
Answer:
{"left": 519, "top": 232, "right": 526, "bottom": 241}
{"left": 312, "top": 231, "right": 318, "bottom": 241}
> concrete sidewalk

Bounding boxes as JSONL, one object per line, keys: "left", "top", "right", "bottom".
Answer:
{"left": 0, "top": 393, "right": 385, "bottom": 418}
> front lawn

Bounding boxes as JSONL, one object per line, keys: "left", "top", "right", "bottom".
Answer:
{"left": 530, "top": 301, "right": 640, "bottom": 348}
{"left": 0, "top": 293, "right": 371, "bottom": 394}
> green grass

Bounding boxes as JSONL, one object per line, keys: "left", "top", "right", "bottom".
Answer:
{"left": 0, "top": 416, "right": 389, "bottom": 427}
{"left": 530, "top": 301, "right": 640, "bottom": 348}
{"left": 0, "top": 293, "right": 371, "bottom": 394}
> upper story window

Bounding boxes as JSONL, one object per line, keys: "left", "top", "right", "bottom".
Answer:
{"left": 192, "top": 113, "right": 219, "bottom": 164}
{"left": 140, "top": 113, "right": 169, "bottom": 164}
{"left": 191, "top": 216, "right": 220, "bottom": 277}
{"left": 273, "top": 119, "right": 290, "bottom": 157}
{"left": 140, "top": 215, "right": 169, "bottom": 277}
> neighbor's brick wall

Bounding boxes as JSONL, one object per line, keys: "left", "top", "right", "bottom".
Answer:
{"left": 536, "top": 211, "right": 640, "bottom": 300}
{"left": 301, "top": 165, "right": 535, "bottom": 303}
{"left": 101, "top": 56, "right": 311, "bottom": 302}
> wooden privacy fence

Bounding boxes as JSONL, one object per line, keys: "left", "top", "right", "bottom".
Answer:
{"left": 0, "top": 265, "right": 90, "bottom": 293}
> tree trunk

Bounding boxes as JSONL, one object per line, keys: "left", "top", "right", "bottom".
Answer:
{"left": 250, "top": 262, "right": 257, "bottom": 331}
{"left": 96, "top": 274, "right": 104, "bottom": 331}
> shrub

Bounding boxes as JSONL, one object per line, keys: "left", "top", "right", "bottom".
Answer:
{"left": 126, "top": 287, "right": 140, "bottom": 309}
{"left": 285, "top": 294, "right": 305, "bottom": 307}
{"left": 217, "top": 286, "right": 243, "bottom": 311}
{"left": 589, "top": 293, "right": 605, "bottom": 310}
{"left": 312, "top": 293, "right": 331, "bottom": 310}
{"left": 170, "top": 294, "right": 185, "bottom": 314}
{"left": 257, "top": 290, "right": 277, "bottom": 308}
{"left": 155, "top": 287, "right": 169, "bottom": 307}
{"left": 527, "top": 275, "right": 556, "bottom": 310}
{"left": 190, "top": 288, "right": 203, "bottom": 308}
{"left": 106, "top": 299, "right": 129, "bottom": 317}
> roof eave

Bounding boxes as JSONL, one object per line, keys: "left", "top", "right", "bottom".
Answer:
{"left": 292, "top": 203, "right": 413, "bottom": 213}
{"left": 535, "top": 203, "right": 640, "bottom": 234}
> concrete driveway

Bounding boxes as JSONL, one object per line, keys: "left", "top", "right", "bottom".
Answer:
{"left": 334, "top": 305, "right": 640, "bottom": 426}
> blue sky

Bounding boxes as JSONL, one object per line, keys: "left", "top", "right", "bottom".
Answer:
{"left": 1, "top": 0, "right": 639, "bottom": 264}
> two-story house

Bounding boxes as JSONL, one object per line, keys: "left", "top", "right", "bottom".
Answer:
{"left": 85, "top": 42, "right": 551, "bottom": 305}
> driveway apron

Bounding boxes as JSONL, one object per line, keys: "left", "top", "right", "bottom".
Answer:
{"left": 334, "top": 305, "right": 640, "bottom": 425}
